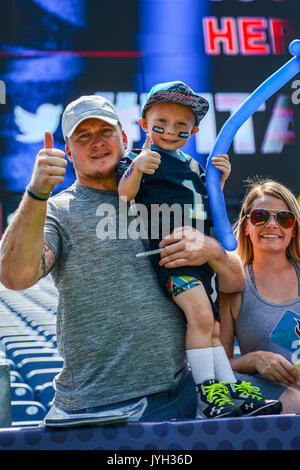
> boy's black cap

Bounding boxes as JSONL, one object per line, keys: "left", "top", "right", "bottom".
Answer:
{"left": 141, "top": 81, "right": 209, "bottom": 126}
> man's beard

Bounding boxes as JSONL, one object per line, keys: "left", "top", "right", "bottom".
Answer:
{"left": 82, "top": 164, "right": 118, "bottom": 180}
{"left": 91, "top": 169, "right": 116, "bottom": 179}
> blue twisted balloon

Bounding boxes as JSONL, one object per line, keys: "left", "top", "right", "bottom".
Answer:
{"left": 199, "top": 39, "right": 300, "bottom": 251}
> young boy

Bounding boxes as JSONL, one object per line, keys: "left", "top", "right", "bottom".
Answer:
{"left": 117, "top": 81, "right": 282, "bottom": 419}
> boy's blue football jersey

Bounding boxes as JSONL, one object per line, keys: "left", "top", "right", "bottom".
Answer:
{"left": 117, "top": 145, "right": 213, "bottom": 244}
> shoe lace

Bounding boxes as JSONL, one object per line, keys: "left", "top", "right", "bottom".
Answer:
{"left": 234, "top": 381, "right": 263, "bottom": 400}
{"left": 204, "top": 382, "right": 234, "bottom": 406}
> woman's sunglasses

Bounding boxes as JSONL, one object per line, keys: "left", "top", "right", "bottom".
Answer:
{"left": 246, "top": 209, "right": 296, "bottom": 229}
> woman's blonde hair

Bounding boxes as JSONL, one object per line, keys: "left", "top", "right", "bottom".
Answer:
{"left": 234, "top": 177, "right": 300, "bottom": 265}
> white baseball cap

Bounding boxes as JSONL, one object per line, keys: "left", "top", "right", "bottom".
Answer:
{"left": 62, "top": 95, "right": 120, "bottom": 141}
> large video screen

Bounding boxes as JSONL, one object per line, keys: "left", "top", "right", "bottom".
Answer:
{"left": 0, "top": 0, "right": 299, "bottom": 230}
{"left": 205, "top": 0, "right": 300, "bottom": 207}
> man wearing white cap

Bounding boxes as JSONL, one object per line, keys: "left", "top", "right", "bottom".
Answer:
{"left": 0, "top": 95, "right": 244, "bottom": 426}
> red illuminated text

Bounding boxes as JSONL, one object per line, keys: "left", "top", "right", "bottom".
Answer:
{"left": 203, "top": 17, "right": 293, "bottom": 55}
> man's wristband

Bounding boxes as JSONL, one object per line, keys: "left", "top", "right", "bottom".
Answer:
{"left": 27, "top": 185, "right": 51, "bottom": 201}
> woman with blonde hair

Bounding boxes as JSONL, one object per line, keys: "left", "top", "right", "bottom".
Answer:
{"left": 220, "top": 178, "right": 300, "bottom": 413}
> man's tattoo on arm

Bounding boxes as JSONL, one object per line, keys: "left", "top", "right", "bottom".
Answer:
{"left": 40, "top": 244, "right": 54, "bottom": 278}
{"left": 123, "top": 162, "right": 134, "bottom": 179}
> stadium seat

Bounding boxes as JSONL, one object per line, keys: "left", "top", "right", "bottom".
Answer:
{"left": 29, "top": 319, "right": 56, "bottom": 330}
{"left": 5, "top": 341, "right": 55, "bottom": 358}
{"left": 12, "top": 348, "right": 60, "bottom": 363}
{"left": 26, "top": 368, "right": 61, "bottom": 388}
{"left": 40, "top": 330, "right": 57, "bottom": 343}
{"left": 10, "top": 382, "right": 35, "bottom": 401}
{"left": 1, "top": 335, "right": 47, "bottom": 346}
{"left": 0, "top": 318, "right": 26, "bottom": 327}
{"left": 35, "top": 382, "right": 55, "bottom": 409}
{"left": 10, "top": 370, "right": 24, "bottom": 383}
{"left": 37, "top": 324, "right": 56, "bottom": 336}
{"left": 19, "top": 357, "right": 63, "bottom": 376}
{"left": 11, "top": 400, "right": 47, "bottom": 426}
{"left": 0, "top": 327, "right": 39, "bottom": 339}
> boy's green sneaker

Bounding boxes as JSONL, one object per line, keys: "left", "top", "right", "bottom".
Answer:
{"left": 196, "top": 379, "right": 243, "bottom": 419}
{"left": 223, "top": 380, "right": 282, "bottom": 416}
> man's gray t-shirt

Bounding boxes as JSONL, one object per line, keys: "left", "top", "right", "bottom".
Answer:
{"left": 44, "top": 181, "right": 187, "bottom": 411}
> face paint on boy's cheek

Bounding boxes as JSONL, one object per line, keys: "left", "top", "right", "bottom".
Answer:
{"left": 152, "top": 126, "right": 190, "bottom": 139}
{"left": 178, "top": 132, "right": 190, "bottom": 138}
{"left": 152, "top": 126, "right": 164, "bottom": 134}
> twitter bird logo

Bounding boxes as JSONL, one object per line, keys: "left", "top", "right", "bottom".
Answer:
{"left": 14, "top": 103, "right": 63, "bottom": 143}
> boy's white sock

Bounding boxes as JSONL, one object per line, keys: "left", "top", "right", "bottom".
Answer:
{"left": 213, "top": 345, "right": 236, "bottom": 383}
{"left": 186, "top": 347, "right": 215, "bottom": 385}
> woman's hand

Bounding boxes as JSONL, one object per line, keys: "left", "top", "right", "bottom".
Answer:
{"left": 253, "top": 350, "right": 300, "bottom": 386}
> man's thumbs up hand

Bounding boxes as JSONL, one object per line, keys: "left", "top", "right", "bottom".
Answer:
{"left": 29, "top": 130, "right": 67, "bottom": 196}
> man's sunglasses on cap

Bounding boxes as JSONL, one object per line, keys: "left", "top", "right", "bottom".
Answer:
{"left": 246, "top": 209, "right": 296, "bottom": 229}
